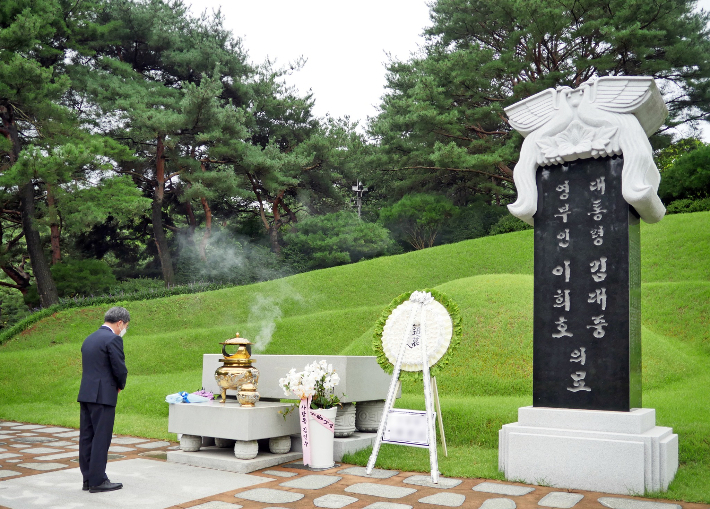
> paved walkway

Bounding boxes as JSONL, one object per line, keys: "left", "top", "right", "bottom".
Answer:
{"left": 0, "top": 420, "right": 705, "bottom": 509}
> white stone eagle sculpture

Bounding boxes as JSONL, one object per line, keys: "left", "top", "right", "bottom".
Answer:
{"left": 505, "top": 76, "right": 668, "bottom": 225}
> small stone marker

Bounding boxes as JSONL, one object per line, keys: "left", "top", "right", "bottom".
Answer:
{"left": 234, "top": 488, "right": 304, "bottom": 504}
{"left": 538, "top": 492, "right": 585, "bottom": 508}
{"left": 314, "top": 494, "right": 360, "bottom": 508}
{"left": 598, "top": 498, "right": 682, "bottom": 509}
{"left": 279, "top": 474, "right": 342, "bottom": 489}
{"left": 403, "top": 474, "right": 462, "bottom": 488}
{"left": 344, "top": 483, "right": 416, "bottom": 499}
{"left": 479, "top": 499, "right": 517, "bottom": 509}
{"left": 418, "top": 492, "right": 466, "bottom": 507}
{"left": 338, "top": 466, "right": 399, "bottom": 479}
{"left": 472, "top": 482, "right": 534, "bottom": 496}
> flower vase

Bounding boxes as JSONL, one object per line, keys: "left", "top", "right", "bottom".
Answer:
{"left": 307, "top": 406, "right": 337, "bottom": 469}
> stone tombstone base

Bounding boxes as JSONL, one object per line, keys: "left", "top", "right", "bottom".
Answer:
{"left": 499, "top": 406, "right": 678, "bottom": 495}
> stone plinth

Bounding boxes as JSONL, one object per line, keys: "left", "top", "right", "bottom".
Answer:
{"left": 201, "top": 354, "right": 398, "bottom": 403}
{"left": 499, "top": 406, "right": 678, "bottom": 494}
{"left": 168, "top": 400, "right": 299, "bottom": 441}
{"left": 167, "top": 447, "right": 302, "bottom": 474}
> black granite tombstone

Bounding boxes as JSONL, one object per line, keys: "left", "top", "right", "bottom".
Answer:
{"left": 533, "top": 156, "right": 641, "bottom": 411}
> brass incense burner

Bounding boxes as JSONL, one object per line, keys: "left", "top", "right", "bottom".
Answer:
{"left": 214, "top": 333, "right": 260, "bottom": 405}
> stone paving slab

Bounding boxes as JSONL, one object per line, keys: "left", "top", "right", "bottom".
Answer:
{"left": 418, "top": 491, "right": 467, "bottom": 507}
{"left": 0, "top": 458, "right": 272, "bottom": 509}
{"left": 11, "top": 437, "right": 57, "bottom": 443}
{"left": 279, "top": 474, "right": 342, "bottom": 489}
{"left": 111, "top": 437, "right": 149, "bottom": 445}
{"left": 234, "top": 487, "right": 305, "bottom": 503}
{"left": 53, "top": 430, "right": 80, "bottom": 437}
{"left": 344, "top": 482, "right": 417, "bottom": 499}
{"left": 472, "top": 481, "right": 535, "bottom": 496}
{"left": 36, "top": 451, "right": 80, "bottom": 460}
{"left": 18, "top": 447, "right": 64, "bottom": 454}
{"left": 9, "top": 425, "right": 45, "bottom": 430}
{"left": 0, "top": 453, "right": 21, "bottom": 460}
{"left": 0, "top": 470, "right": 21, "bottom": 478}
{"left": 0, "top": 422, "right": 21, "bottom": 426}
{"left": 540, "top": 492, "right": 586, "bottom": 508}
{"left": 135, "top": 441, "right": 171, "bottom": 449}
{"left": 338, "top": 466, "right": 399, "bottom": 479}
{"left": 189, "top": 502, "right": 243, "bottom": 509}
{"left": 16, "top": 462, "right": 68, "bottom": 470}
{"left": 403, "top": 474, "right": 462, "bottom": 489}
{"left": 598, "top": 498, "right": 683, "bottom": 509}
{"left": 45, "top": 440, "right": 75, "bottom": 447}
{"left": 261, "top": 469, "right": 298, "bottom": 477}
{"left": 480, "top": 498, "right": 517, "bottom": 509}
{"left": 361, "top": 503, "right": 412, "bottom": 509}
{"left": 314, "top": 494, "right": 359, "bottom": 508}
{"left": 109, "top": 445, "right": 136, "bottom": 452}
{"left": 40, "top": 427, "right": 72, "bottom": 433}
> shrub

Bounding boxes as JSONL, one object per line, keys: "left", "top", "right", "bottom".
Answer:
{"left": 488, "top": 214, "right": 533, "bottom": 235}
{"left": 51, "top": 259, "right": 117, "bottom": 298}
{"left": 282, "top": 212, "right": 394, "bottom": 271}
{"left": 665, "top": 197, "right": 710, "bottom": 214}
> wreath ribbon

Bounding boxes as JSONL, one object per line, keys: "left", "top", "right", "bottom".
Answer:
{"left": 299, "top": 396, "right": 335, "bottom": 466}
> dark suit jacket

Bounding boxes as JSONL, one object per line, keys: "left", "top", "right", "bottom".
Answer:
{"left": 77, "top": 326, "right": 128, "bottom": 407}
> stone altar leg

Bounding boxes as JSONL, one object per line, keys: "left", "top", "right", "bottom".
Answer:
{"left": 268, "top": 435, "right": 291, "bottom": 454}
{"left": 335, "top": 402, "right": 356, "bottom": 437}
{"left": 234, "top": 440, "right": 258, "bottom": 460}
{"left": 179, "top": 434, "right": 201, "bottom": 452}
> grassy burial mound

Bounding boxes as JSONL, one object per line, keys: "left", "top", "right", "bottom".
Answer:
{"left": 0, "top": 211, "right": 708, "bottom": 500}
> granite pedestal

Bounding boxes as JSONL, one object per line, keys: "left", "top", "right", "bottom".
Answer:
{"left": 499, "top": 406, "right": 678, "bottom": 494}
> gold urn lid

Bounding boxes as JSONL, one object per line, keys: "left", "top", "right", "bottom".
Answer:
{"left": 219, "top": 333, "right": 255, "bottom": 365}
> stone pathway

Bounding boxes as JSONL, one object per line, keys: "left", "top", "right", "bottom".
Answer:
{"left": 0, "top": 420, "right": 706, "bottom": 509}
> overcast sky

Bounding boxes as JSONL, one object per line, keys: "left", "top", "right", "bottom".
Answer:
{"left": 189, "top": 0, "right": 710, "bottom": 138}
{"left": 189, "top": 0, "right": 430, "bottom": 129}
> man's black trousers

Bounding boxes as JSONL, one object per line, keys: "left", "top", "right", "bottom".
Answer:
{"left": 79, "top": 401, "right": 115, "bottom": 486}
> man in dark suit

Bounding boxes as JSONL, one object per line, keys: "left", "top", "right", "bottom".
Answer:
{"left": 77, "top": 306, "right": 129, "bottom": 493}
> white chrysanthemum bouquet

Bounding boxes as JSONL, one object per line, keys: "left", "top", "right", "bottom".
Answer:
{"left": 279, "top": 360, "right": 342, "bottom": 409}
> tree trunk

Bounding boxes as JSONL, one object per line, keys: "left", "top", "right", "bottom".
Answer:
{"left": 198, "top": 196, "right": 212, "bottom": 261}
{"left": 21, "top": 182, "right": 59, "bottom": 306}
{"left": 152, "top": 135, "right": 175, "bottom": 286}
{"left": 198, "top": 161, "right": 211, "bottom": 261}
{"left": 1, "top": 102, "right": 58, "bottom": 306}
{"left": 46, "top": 183, "right": 61, "bottom": 264}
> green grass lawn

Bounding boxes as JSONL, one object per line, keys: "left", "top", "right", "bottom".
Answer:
{"left": 0, "top": 211, "right": 708, "bottom": 501}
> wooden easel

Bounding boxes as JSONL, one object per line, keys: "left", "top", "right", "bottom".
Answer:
{"left": 366, "top": 301, "right": 448, "bottom": 483}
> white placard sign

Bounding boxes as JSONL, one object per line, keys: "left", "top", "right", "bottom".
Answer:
{"left": 383, "top": 409, "right": 433, "bottom": 448}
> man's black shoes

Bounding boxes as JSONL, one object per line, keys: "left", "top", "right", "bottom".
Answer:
{"left": 82, "top": 480, "right": 89, "bottom": 491}
{"left": 88, "top": 480, "right": 123, "bottom": 493}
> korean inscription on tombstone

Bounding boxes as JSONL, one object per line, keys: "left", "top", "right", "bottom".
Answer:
{"left": 504, "top": 77, "right": 667, "bottom": 411}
